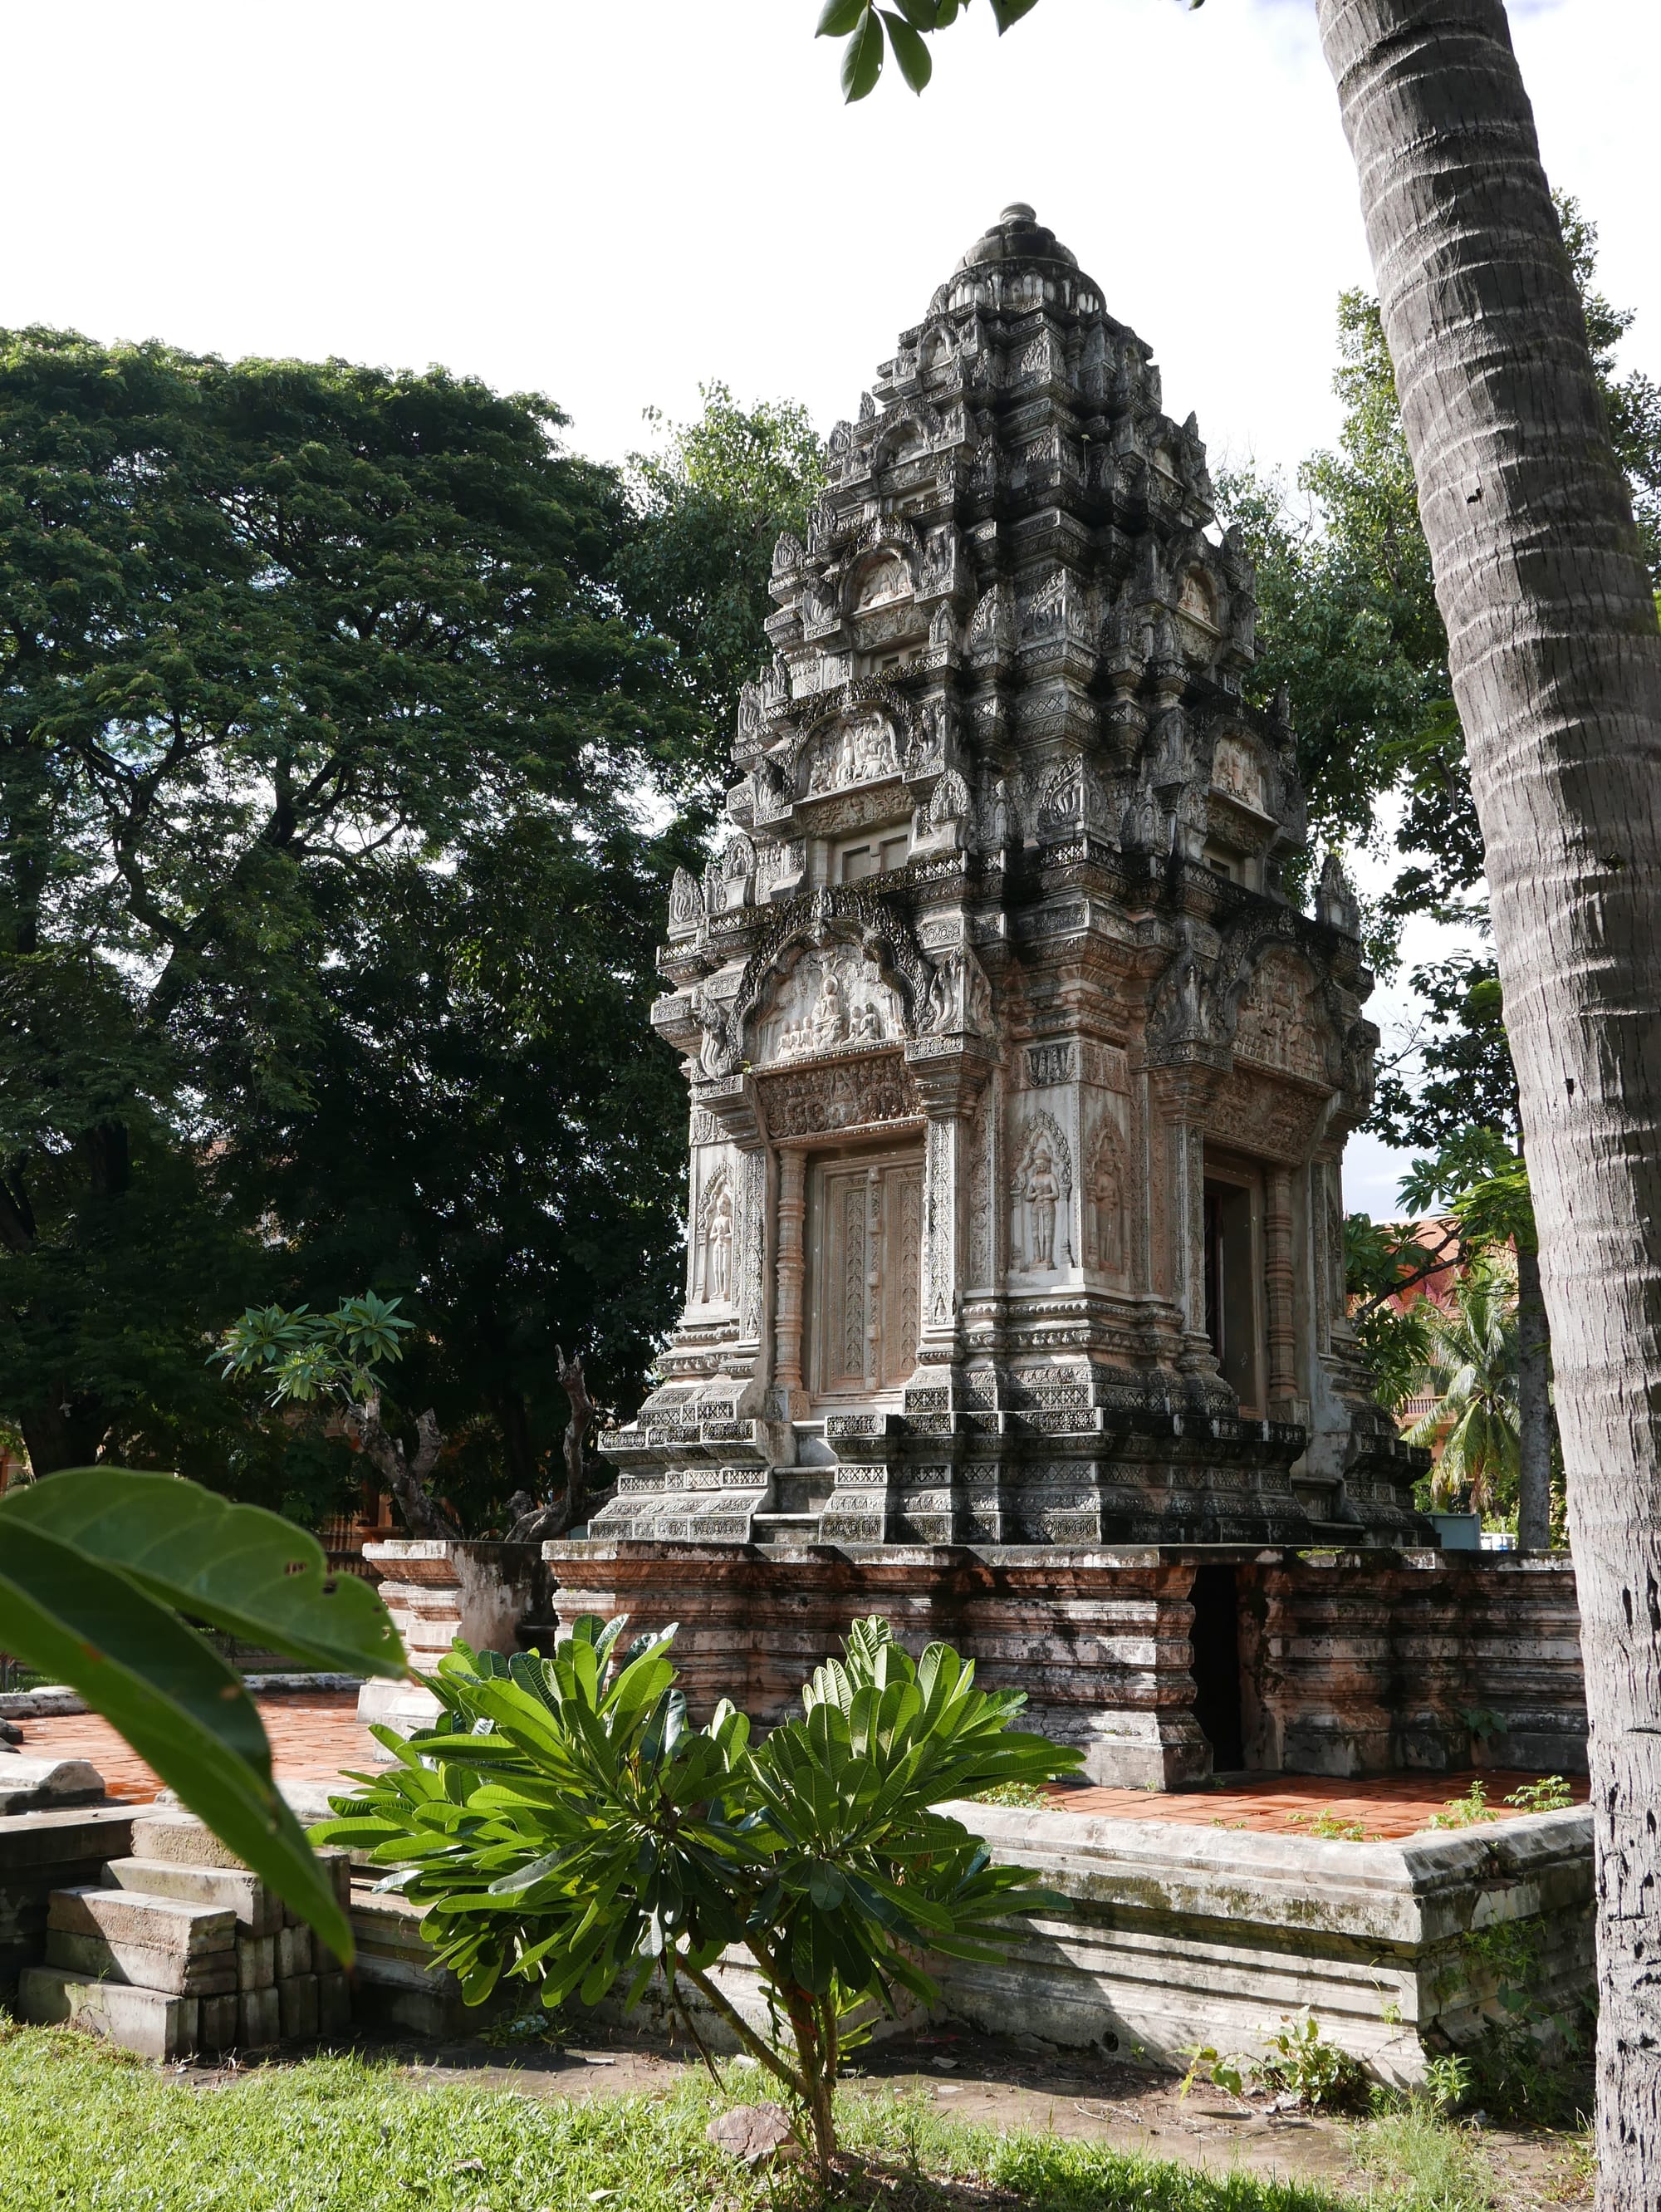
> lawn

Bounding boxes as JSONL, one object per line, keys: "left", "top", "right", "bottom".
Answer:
{"left": 0, "top": 2021, "right": 1545, "bottom": 2212}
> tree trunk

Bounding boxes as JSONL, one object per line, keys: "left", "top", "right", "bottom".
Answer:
{"left": 1317, "top": 5, "right": 1661, "bottom": 2202}
{"left": 505, "top": 1349, "right": 597, "bottom": 1545}
{"left": 1515, "top": 1242, "right": 1552, "bottom": 1549}
{"left": 342, "top": 1394, "right": 460, "bottom": 1541}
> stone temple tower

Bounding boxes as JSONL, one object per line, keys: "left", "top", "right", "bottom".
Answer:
{"left": 596, "top": 206, "right": 1425, "bottom": 1572}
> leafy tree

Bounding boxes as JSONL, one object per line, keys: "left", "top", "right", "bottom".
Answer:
{"left": 0, "top": 1465, "right": 404, "bottom": 1954}
{"left": 616, "top": 384, "right": 825, "bottom": 825}
{"left": 0, "top": 331, "right": 685, "bottom": 1498}
{"left": 801, "top": 10, "right": 1661, "bottom": 2189}
{"left": 1403, "top": 1260, "right": 1520, "bottom": 1517}
{"left": 315, "top": 1614, "right": 1078, "bottom": 2175}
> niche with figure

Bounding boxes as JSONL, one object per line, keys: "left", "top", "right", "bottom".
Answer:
{"left": 693, "top": 1163, "right": 737, "bottom": 1308}
{"left": 1009, "top": 1112, "right": 1074, "bottom": 1274}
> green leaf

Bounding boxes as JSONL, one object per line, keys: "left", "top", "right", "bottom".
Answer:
{"left": 0, "top": 1518, "right": 353, "bottom": 1960}
{"left": 816, "top": 0, "right": 868, "bottom": 30}
{"left": 1, "top": 1469, "right": 405, "bottom": 1679}
{"left": 880, "top": 12, "right": 933, "bottom": 91}
{"left": 841, "top": 8, "right": 884, "bottom": 100}
{"left": 889, "top": 0, "right": 938, "bottom": 27}
{"left": 989, "top": 0, "right": 1041, "bottom": 27}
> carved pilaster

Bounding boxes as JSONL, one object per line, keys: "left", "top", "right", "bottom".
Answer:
{"left": 772, "top": 1148, "right": 807, "bottom": 1413}
{"left": 1266, "top": 1164, "right": 1297, "bottom": 1410}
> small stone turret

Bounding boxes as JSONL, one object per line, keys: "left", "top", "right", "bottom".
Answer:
{"left": 602, "top": 207, "right": 1426, "bottom": 1552}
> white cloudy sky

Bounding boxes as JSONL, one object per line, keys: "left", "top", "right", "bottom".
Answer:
{"left": 5, "top": 0, "right": 1653, "bottom": 1210}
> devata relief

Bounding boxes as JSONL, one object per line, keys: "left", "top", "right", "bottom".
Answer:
{"left": 596, "top": 206, "right": 1427, "bottom": 1552}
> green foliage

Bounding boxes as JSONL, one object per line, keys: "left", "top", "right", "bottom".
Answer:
{"left": 1286, "top": 1806, "right": 1372, "bottom": 1842}
{"left": 216, "top": 1292, "right": 413, "bottom": 1408}
{"left": 817, "top": 1, "right": 1046, "bottom": 105}
{"left": 312, "top": 1613, "right": 1080, "bottom": 2170}
{"left": 0, "top": 1467, "right": 405, "bottom": 1955}
{"left": 1504, "top": 1774, "right": 1573, "bottom": 1813}
{"left": 1427, "top": 1779, "right": 1498, "bottom": 1831}
{"left": 619, "top": 383, "right": 825, "bottom": 823}
{"left": 1178, "top": 2013, "right": 1368, "bottom": 2114}
{"left": 0, "top": 327, "right": 691, "bottom": 1503}
{"left": 1403, "top": 1268, "right": 1519, "bottom": 1515}
{"left": 1356, "top": 2100, "right": 1494, "bottom": 2210}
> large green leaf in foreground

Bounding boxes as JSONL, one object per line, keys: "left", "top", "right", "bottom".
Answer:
{"left": 0, "top": 1469, "right": 409, "bottom": 1959}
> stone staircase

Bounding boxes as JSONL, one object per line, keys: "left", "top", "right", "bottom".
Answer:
{"left": 18, "top": 1812, "right": 350, "bottom": 2061}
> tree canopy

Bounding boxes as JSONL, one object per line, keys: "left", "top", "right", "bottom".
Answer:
{"left": 0, "top": 331, "right": 695, "bottom": 1510}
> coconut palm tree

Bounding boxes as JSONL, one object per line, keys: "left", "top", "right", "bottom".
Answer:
{"left": 1405, "top": 1266, "right": 1520, "bottom": 1516}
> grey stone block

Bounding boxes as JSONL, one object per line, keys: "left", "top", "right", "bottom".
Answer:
{"left": 49, "top": 1885, "right": 236, "bottom": 1956}
{"left": 238, "top": 1984, "right": 280, "bottom": 2048}
{"left": 128, "top": 1815, "right": 248, "bottom": 1871}
{"left": 198, "top": 1992, "right": 239, "bottom": 2054}
{"left": 236, "top": 1933, "right": 275, "bottom": 1990}
{"left": 279, "top": 1972, "right": 320, "bottom": 2042}
{"left": 19, "top": 1967, "right": 198, "bottom": 2060}
{"left": 100, "top": 1858, "right": 282, "bottom": 1936}
{"left": 277, "top": 1922, "right": 312, "bottom": 1979}
{"left": 45, "top": 1928, "right": 237, "bottom": 1998}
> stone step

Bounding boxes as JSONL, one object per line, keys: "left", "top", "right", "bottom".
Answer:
{"left": 238, "top": 1984, "right": 280, "bottom": 2049}
{"left": 49, "top": 1884, "right": 237, "bottom": 1958}
{"left": 44, "top": 1927, "right": 237, "bottom": 1998}
{"left": 125, "top": 1815, "right": 354, "bottom": 1916}
{"left": 128, "top": 1813, "right": 249, "bottom": 1872}
{"left": 19, "top": 1966, "right": 202, "bottom": 2061}
{"left": 100, "top": 1856, "right": 284, "bottom": 1935}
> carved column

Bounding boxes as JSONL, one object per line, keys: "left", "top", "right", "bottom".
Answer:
{"left": 1265, "top": 1165, "right": 1297, "bottom": 1410}
{"left": 905, "top": 1037, "right": 994, "bottom": 1379}
{"left": 1147, "top": 1065, "right": 1223, "bottom": 1377}
{"left": 773, "top": 1148, "right": 807, "bottom": 1411}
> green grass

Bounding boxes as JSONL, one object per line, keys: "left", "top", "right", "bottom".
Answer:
{"left": 0, "top": 2020, "right": 1531, "bottom": 2212}
{"left": 1353, "top": 2108, "right": 1494, "bottom": 2211}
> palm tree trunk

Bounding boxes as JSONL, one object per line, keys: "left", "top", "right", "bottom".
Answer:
{"left": 1316, "top": 6, "right": 1661, "bottom": 2203}
{"left": 1515, "top": 1243, "right": 1552, "bottom": 1550}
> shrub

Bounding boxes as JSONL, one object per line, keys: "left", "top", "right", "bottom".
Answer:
{"left": 313, "top": 1614, "right": 1080, "bottom": 2173}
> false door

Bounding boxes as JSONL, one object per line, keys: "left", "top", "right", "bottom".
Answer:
{"left": 806, "top": 1149, "right": 924, "bottom": 1401}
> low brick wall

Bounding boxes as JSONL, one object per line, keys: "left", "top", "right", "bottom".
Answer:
{"left": 0, "top": 1805, "right": 136, "bottom": 1998}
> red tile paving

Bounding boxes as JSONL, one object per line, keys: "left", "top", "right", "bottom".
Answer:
{"left": 13, "top": 1692, "right": 375, "bottom": 1806}
{"left": 12, "top": 1694, "right": 1587, "bottom": 1839}
{"left": 1041, "top": 1768, "right": 1590, "bottom": 1838}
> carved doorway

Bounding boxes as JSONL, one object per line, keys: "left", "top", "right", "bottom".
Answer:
{"left": 805, "top": 1146, "right": 924, "bottom": 1401}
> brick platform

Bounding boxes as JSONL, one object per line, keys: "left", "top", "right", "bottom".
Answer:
{"left": 9, "top": 1695, "right": 1586, "bottom": 1837}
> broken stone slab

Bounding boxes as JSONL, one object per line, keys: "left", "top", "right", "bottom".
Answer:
{"left": 49, "top": 1885, "right": 237, "bottom": 1957}
{"left": 44, "top": 1927, "right": 238, "bottom": 1997}
{"left": 19, "top": 1967, "right": 200, "bottom": 2060}
{"left": 0, "top": 1757, "right": 107, "bottom": 1815}
{"left": 100, "top": 1856, "right": 284, "bottom": 1936}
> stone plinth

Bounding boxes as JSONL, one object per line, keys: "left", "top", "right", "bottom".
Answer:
{"left": 357, "top": 1542, "right": 546, "bottom": 1737}
{"left": 545, "top": 1539, "right": 1586, "bottom": 1787}
{"left": 548, "top": 1537, "right": 1212, "bottom": 1787}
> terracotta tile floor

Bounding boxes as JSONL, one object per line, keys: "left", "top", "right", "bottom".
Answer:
{"left": 12, "top": 1694, "right": 1587, "bottom": 1839}
{"left": 1041, "top": 1767, "right": 1589, "bottom": 1838}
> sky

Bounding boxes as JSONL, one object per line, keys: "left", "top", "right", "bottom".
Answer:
{"left": 4, "top": 0, "right": 1653, "bottom": 1213}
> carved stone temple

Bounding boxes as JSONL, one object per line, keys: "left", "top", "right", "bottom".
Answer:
{"left": 558, "top": 208, "right": 1494, "bottom": 1789}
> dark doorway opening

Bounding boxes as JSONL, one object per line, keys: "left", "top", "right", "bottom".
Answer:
{"left": 1189, "top": 1563, "right": 1244, "bottom": 1773}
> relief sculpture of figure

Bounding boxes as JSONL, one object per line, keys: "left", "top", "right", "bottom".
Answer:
{"left": 708, "top": 1187, "right": 733, "bottom": 1304}
{"left": 1026, "top": 1140, "right": 1061, "bottom": 1272}
{"left": 811, "top": 969, "right": 846, "bottom": 1051}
